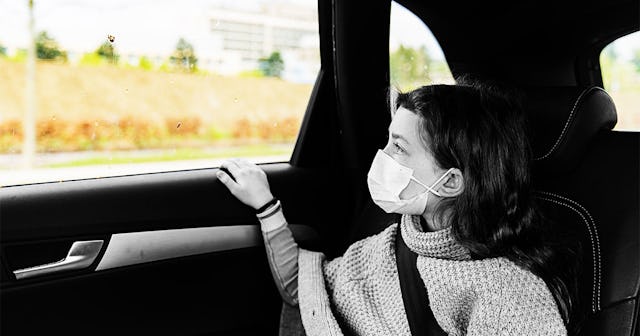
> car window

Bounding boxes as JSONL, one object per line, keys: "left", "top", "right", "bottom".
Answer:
{"left": 389, "top": 1, "right": 454, "bottom": 91}
{"left": 0, "top": 0, "right": 319, "bottom": 186}
{"left": 600, "top": 31, "right": 640, "bottom": 131}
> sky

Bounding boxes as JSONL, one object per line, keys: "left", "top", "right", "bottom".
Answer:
{"left": 0, "top": 0, "right": 637, "bottom": 61}
{"left": 0, "top": 0, "right": 225, "bottom": 57}
{"left": 0, "top": 0, "right": 447, "bottom": 60}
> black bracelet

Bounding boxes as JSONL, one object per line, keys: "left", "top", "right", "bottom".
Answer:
{"left": 255, "top": 197, "right": 278, "bottom": 213}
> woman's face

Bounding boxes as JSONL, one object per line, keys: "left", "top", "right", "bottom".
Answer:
{"left": 383, "top": 106, "right": 448, "bottom": 213}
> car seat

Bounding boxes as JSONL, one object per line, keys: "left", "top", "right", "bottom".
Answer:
{"left": 525, "top": 86, "right": 639, "bottom": 336}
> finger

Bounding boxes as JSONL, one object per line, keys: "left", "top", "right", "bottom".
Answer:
{"left": 233, "top": 158, "right": 252, "bottom": 167}
{"left": 233, "top": 158, "right": 260, "bottom": 174}
{"left": 221, "top": 160, "right": 242, "bottom": 179}
{"left": 216, "top": 170, "right": 238, "bottom": 191}
{"left": 230, "top": 158, "right": 252, "bottom": 170}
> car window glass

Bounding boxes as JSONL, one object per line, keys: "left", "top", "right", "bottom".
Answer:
{"left": 0, "top": 0, "right": 319, "bottom": 186}
{"left": 389, "top": 2, "right": 454, "bottom": 91}
{"left": 600, "top": 31, "right": 640, "bottom": 131}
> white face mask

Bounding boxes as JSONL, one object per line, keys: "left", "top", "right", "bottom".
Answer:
{"left": 367, "top": 149, "right": 455, "bottom": 215}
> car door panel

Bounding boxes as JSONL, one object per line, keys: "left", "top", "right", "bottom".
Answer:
{"left": 0, "top": 163, "right": 327, "bottom": 335}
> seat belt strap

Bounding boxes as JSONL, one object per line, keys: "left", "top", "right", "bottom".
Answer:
{"left": 395, "top": 223, "right": 447, "bottom": 336}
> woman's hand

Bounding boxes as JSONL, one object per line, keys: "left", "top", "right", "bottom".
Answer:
{"left": 216, "top": 159, "right": 274, "bottom": 210}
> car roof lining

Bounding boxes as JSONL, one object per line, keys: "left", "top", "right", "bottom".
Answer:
{"left": 395, "top": 0, "right": 640, "bottom": 85}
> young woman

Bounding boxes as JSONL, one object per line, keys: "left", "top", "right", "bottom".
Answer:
{"left": 217, "top": 83, "right": 574, "bottom": 335}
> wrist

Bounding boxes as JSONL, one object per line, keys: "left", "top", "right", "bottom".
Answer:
{"left": 257, "top": 201, "right": 286, "bottom": 232}
{"left": 255, "top": 197, "right": 277, "bottom": 213}
{"left": 256, "top": 200, "right": 281, "bottom": 220}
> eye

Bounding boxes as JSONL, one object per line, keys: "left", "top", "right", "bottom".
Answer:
{"left": 392, "top": 142, "right": 405, "bottom": 154}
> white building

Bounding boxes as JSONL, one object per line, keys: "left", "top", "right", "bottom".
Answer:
{"left": 208, "top": 2, "right": 320, "bottom": 82}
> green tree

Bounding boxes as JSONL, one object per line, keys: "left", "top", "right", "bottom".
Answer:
{"left": 36, "top": 31, "right": 67, "bottom": 61}
{"left": 389, "top": 45, "right": 432, "bottom": 89}
{"left": 170, "top": 38, "right": 198, "bottom": 72}
{"left": 0, "top": 42, "right": 6, "bottom": 57}
{"left": 95, "top": 41, "right": 118, "bottom": 64}
{"left": 259, "top": 51, "right": 284, "bottom": 78}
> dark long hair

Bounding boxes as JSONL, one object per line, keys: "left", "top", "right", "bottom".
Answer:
{"left": 394, "top": 82, "right": 577, "bottom": 329}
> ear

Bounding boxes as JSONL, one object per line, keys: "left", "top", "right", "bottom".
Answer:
{"left": 438, "top": 168, "right": 464, "bottom": 197}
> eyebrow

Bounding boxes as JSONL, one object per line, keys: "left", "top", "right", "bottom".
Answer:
{"left": 390, "top": 132, "right": 410, "bottom": 145}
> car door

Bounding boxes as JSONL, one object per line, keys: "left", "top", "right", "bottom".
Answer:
{"left": 0, "top": 160, "right": 331, "bottom": 335}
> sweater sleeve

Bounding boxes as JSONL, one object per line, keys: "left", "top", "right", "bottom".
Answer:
{"left": 259, "top": 207, "right": 300, "bottom": 306}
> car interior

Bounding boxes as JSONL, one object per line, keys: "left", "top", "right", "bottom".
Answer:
{"left": 1, "top": 0, "right": 638, "bottom": 335}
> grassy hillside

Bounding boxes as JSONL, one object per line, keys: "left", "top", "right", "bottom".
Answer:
{"left": 0, "top": 59, "right": 312, "bottom": 152}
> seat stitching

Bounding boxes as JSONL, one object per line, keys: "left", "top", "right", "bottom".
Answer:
{"left": 541, "top": 191, "right": 602, "bottom": 311}
{"left": 534, "top": 87, "right": 603, "bottom": 161}
{"left": 537, "top": 197, "right": 596, "bottom": 313}
{"left": 536, "top": 192, "right": 601, "bottom": 312}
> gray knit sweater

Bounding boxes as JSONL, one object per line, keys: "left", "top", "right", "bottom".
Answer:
{"left": 289, "top": 214, "right": 566, "bottom": 336}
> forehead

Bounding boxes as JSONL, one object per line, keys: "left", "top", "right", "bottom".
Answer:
{"left": 389, "top": 106, "right": 422, "bottom": 143}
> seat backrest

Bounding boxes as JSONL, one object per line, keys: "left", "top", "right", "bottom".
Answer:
{"left": 525, "top": 86, "right": 639, "bottom": 336}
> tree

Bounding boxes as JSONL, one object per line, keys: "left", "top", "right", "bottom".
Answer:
{"left": 95, "top": 41, "right": 118, "bottom": 64}
{"left": 259, "top": 51, "right": 284, "bottom": 78}
{"left": 170, "top": 38, "right": 198, "bottom": 72}
{"left": 0, "top": 42, "right": 6, "bottom": 57}
{"left": 389, "top": 45, "right": 432, "bottom": 88}
{"left": 36, "top": 31, "right": 67, "bottom": 61}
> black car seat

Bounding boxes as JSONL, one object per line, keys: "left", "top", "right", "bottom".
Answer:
{"left": 524, "top": 86, "right": 639, "bottom": 336}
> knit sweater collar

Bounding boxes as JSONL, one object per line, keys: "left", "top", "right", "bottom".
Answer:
{"left": 400, "top": 214, "right": 470, "bottom": 260}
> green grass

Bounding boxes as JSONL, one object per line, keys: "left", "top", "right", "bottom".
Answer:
{"left": 45, "top": 144, "right": 292, "bottom": 168}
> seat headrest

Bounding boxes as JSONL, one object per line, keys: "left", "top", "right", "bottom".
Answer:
{"left": 524, "top": 86, "right": 617, "bottom": 173}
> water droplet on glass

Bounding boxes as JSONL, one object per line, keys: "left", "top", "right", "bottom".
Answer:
{"left": 214, "top": 20, "right": 220, "bottom": 28}
{"left": 124, "top": 88, "right": 129, "bottom": 93}
{"left": 233, "top": 98, "right": 239, "bottom": 103}
{"left": 91, "top": 132, "right": 96, "bottom": 140}
{"left": 176, "top": 122, "right": 182, "bottom": 129}
{"left": 52, "top": 115, "right": 56, "bottom": 121}
{"left": 107, "top": 34, "right": 116, "bottom": 43}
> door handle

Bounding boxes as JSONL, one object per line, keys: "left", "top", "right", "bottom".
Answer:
{"left": 13, "top": 240, "right": 104, "bottom": 280}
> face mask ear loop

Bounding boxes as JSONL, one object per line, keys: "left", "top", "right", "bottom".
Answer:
{"left": 411, "top": 168, "right": 455, "bottom": 197}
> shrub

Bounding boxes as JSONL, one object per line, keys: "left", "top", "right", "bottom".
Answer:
{"left": 138, "top": 56, "right": 154, "bottom": 71}
{"left": 165, "top": 116, "right": 202, "bottom": 136}
{"left": 36, "top": 31, "right": 67, "bottom": 62}
{"left": 232, "top": 118, "right": 253, "bottom": 139}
